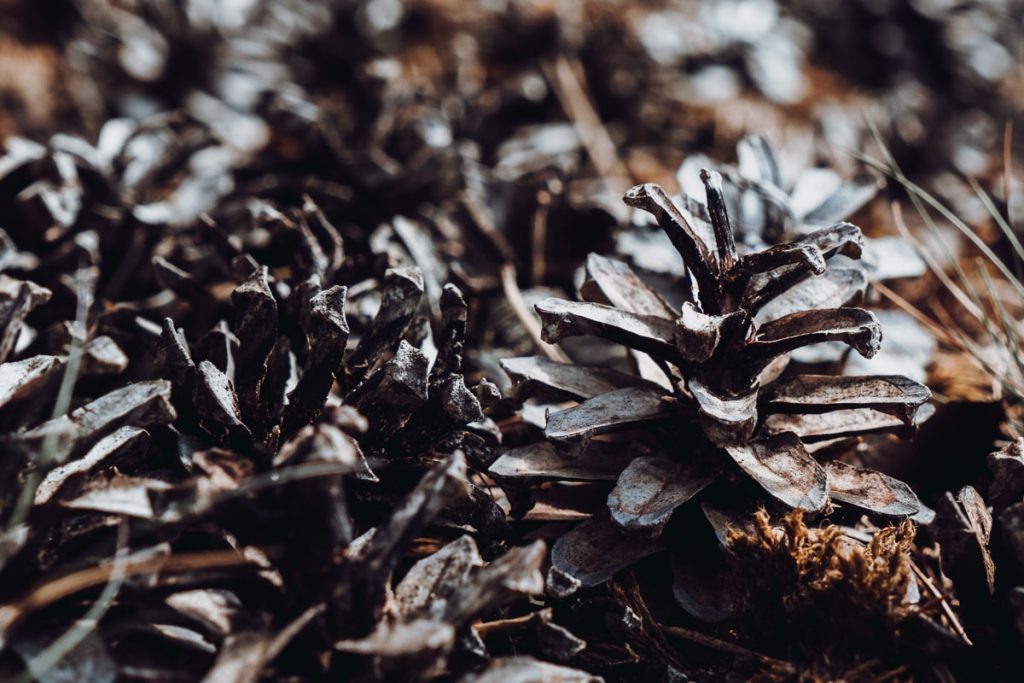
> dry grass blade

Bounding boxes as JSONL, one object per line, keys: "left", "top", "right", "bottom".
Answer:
{"left": 0, "top": 547, "right": 263, "bottom": 646}
{"left": 871, "top": 279, "right": 960, "bottom": 352}
{"left": 859, "top": 137, "right": 1024, "bottom": 301}
{"left": 968, "top": 176, "right": 1024, "bottom": 267}
{"left": 13, "top": 521, "right": 130, "bottom": 683}
{"left": 889, "top": 202, "right": 985, "bottom": 323}
{"left": 875, "top": 143, "right": 1024, "bottom": 400}
{"left": 0, "top": 268, "right": 91, "bottom": 569}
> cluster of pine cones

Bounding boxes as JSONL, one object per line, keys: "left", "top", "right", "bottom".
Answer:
{"left": 0, "top": 1, "right": 1019, "bottom": 681}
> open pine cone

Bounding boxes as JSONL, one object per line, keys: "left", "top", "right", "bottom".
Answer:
{"left": 0, "top": 128, "right": 568, "bottom": 678}
{"left": 492, "top": 170, "right": 933, "bottom": 592}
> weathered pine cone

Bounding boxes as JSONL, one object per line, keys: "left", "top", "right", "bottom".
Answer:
{"left": 0, "top": 124, "right": 575, "bottom": 678}
{"left": 492, "top": 170, "right": 933, "bottom": 591}
{"left": 0, "top": 204, "right": 578, "bottom": 680}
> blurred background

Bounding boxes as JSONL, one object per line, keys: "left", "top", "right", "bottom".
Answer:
{"left": 1, "top": 0, "right": 1020, "bottom": 190}
{"left": 0, "top": 0, "right": 1022, "bottom": 395}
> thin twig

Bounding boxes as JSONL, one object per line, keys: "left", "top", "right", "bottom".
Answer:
{"left": 908, "top": 561, "right": 972, "bottom": 646}
{"left": 926, "top": 298, "right": 1018, "bottom": 400}
{"left": 0, "top": 547, "right": 273, "bottom": 643}
{"left": 1006, "top": 118, "right": 1024, "bottom": 284}
{"left": 542, "top": 53, "right": 632, "bottom": 194}
{"left": 612, "top": 573, "right": 687, "bottom": 671}
{"left": 660, "top": 624, "right": 796, "bottom": 674}
{"left": 458, "top": 192, "right": 517, "bottom": 265}
{"left": 968, "top": 176, "right": 1024, "bottom": 267}
{"left": 931, "top": 661, "right": 960, "bottom": 683}
{"left": 473, "top": 612, "right": 543, "bottom": 636}
{"left": 500, "top": 263, "right": 571, "bottom": 363}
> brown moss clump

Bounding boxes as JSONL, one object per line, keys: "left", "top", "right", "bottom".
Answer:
{"left": 727, "top": 509, "right": 918, "bottom": 676}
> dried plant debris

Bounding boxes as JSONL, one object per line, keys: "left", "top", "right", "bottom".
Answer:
{"left": 724, "top": 509, "right": 929, "bottom": 678}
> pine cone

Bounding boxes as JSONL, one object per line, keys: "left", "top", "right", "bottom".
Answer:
{"left": 492, "top": 170, "right": 933, "bottom": 593}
